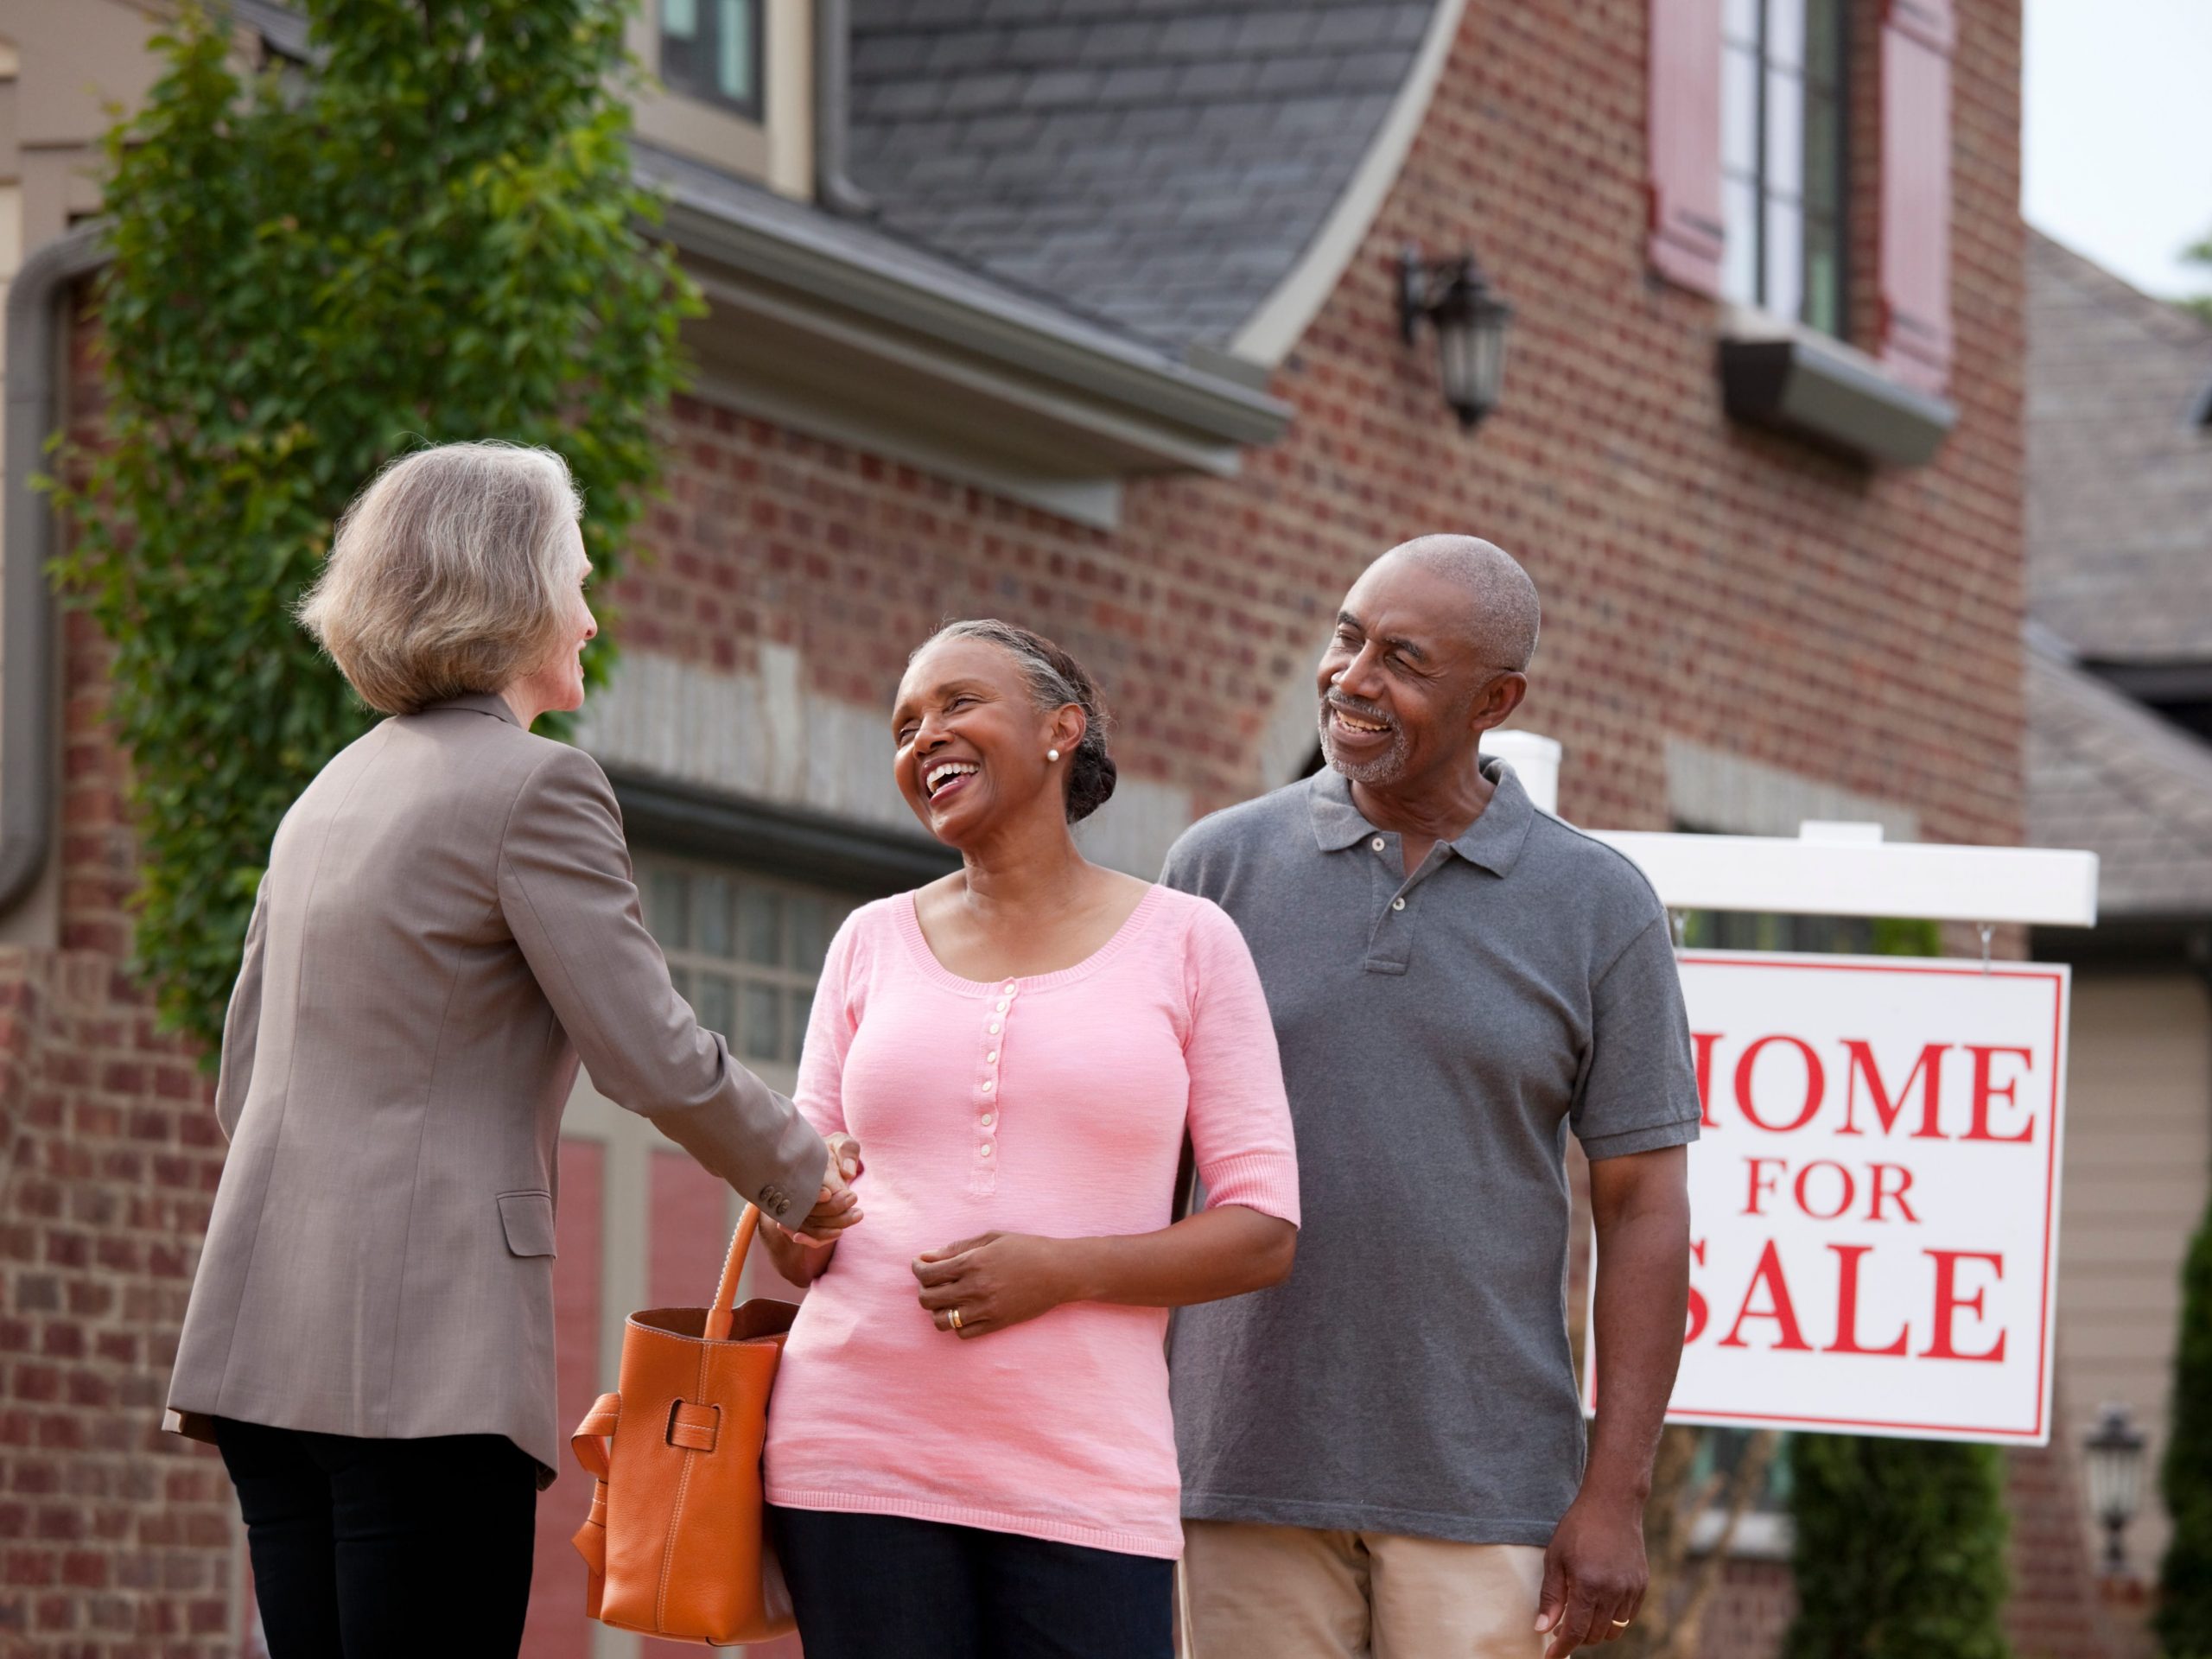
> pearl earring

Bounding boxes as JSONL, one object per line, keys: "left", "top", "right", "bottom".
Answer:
{"left": 1047, "top": 748, "right": 1061, "bottom": 762}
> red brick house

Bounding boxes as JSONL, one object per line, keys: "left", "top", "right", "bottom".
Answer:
{"left": 0, "top": 1, "right": 2119, "bottom": 1654}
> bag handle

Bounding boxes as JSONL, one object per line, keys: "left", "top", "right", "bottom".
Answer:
{"left": 703, "top": 1203, "right": 765, "bottom": 1343}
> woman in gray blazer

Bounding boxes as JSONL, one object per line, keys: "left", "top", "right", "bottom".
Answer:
{"left": 164, "top": 442, "right": 861, "bottom": 1659}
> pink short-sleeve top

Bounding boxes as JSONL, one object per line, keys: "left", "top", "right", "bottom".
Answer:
{"left": 760, "top": 883, "right": 1300, "bottom": 1559}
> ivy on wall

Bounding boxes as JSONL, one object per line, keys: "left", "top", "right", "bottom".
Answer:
{"left": 48, "top": 0, "right": 700, "bottom": 1058}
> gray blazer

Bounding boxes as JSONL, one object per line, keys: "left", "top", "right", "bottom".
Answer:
{"left": 165, "top": 692, "right": 826, "bottom": 1478}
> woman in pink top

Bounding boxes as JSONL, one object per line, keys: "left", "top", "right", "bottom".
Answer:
{"left": 756, "top": 620, "right": 1300, "bottom": 1659}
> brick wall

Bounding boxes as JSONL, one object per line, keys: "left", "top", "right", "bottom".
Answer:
{"left": 622, "top": 0, "right": 2028, "bottom": 855}
{"left": 0, "top": 611, "right": 241, "bottom": 1656}
{"left": 0, "top": 0, "right": 2092, "bottom": 1654}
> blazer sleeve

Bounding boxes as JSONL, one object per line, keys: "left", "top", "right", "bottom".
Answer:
{"left": 496, "top": 742, "right": 829, "bottom": 1224}
{"left": 213, "top": 874, "right": 270, "bottom": 1143}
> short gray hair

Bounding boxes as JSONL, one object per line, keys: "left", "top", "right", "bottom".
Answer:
{"left": 298, "top": 442, "right": 584, "bottom": 715}
{"left": 917, "top": 620, "right": 1117, "bottom": 823}
{"left": 1382, "top": 534, "right": 1542, "bottom": 671}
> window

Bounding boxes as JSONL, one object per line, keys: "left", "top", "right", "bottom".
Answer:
{"left": 1721, "top": 0, "right": 1847, "bottom": 334}
{"left": 642, "top": 856, "right": 851, "bottom": 1069}
{"left": 658, "top": 0, "right": 762, "bottom": 120}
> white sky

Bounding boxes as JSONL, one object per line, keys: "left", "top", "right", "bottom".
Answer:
{"left": 2022, "top": 0, "right": 2212, "bottom": 302}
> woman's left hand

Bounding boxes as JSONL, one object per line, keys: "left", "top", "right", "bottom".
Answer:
{"left": 912, "top": 1232, "right": 1075, "bottom": 1339}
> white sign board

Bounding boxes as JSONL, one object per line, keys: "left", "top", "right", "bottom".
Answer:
{"left": 1584, "top": 950, "right": 2070, "bottom": 1446}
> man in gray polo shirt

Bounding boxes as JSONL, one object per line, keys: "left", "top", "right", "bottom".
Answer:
{"left": 1163, "top": 537, "right": 1697, "bottom": 1659}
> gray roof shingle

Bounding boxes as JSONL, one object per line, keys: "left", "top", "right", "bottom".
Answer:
{"left": 2028, "top": 633, "right": 2212, "bottom": 918}
{"left": 2026, "top": 231, "right": 2212, "bottom": 664}
{"left": 845, "top": 0, "right": 1443, "bottom": 351}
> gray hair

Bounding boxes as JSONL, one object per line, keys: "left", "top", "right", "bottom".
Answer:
{"left": 1382, "top": 534, "right": 1542, "bottom": 671}
{"left": 918, "top": 620, "right": 1117, "bottom": 823}
{"left": 297, "top": 441, "right": 584, "bottom": 716}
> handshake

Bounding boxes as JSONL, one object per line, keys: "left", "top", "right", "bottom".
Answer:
{"left": 759, "top": 1133, "right": 865, "bottom": 1281}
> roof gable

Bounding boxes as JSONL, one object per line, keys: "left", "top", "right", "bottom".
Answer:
{"left": 845, "top": 0, "right": 1444, "bottom": 352}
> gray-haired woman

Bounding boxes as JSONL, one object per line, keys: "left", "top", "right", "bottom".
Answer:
{"left": 164, "top": 442, "right": 861, "bottom": 1659}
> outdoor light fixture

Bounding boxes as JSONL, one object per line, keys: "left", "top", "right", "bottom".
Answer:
{"left": 2083, "top": 1402, "right": 2148, "bottom": 1577}
{"left": 1397, "top": 245, "right": 1513, "bottom": 429}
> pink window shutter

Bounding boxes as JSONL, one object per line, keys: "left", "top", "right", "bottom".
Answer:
{"left": 1878, "top": 0, "right": 1955, "bottom": 393}
{"left": 1647, "top": 0, "right": 1727, "bottom": 296}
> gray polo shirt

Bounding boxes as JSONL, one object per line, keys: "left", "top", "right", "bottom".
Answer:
{"left": 1162, "top": 760, "right": 1700, "bottom": 1546}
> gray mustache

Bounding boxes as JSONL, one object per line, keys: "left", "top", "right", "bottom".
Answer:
{"left": 1323, "top": 695, "right": 1395, "bottom": 729}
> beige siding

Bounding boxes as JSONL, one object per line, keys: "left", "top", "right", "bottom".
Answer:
{"left": 2057, "top": 972, "right": 2212, "bottom": 1576}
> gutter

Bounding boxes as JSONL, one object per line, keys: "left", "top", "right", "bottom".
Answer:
{"left": 650, "top": 177, "right": 1292, "bottom": 449}
{"left": 0, "top": 223, "right": 109, "bottom": 920}
{"left": 811, "top": 0, "right": 875, "bottom": 219}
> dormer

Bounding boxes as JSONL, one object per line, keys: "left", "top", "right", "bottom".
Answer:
{"left": 626, "top": 0, "right": 811, "bottom": 200}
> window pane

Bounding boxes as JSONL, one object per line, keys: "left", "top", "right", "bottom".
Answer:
{"left": 792, "top": 990, "right": 815, "bottom": 1058}
{"left": 1722, "top": 176, "right": 1760, "bottom": 305}
{"left": 790, "top": 893, "right": 834, "bottom": 974}
{"left": 670, "top": 964, "right": 693, "bottom": 1004}
{"left": 695, "top": 973, "right": 735, "bottom": 1040}
{"left": 663, "top": 0, "right": 699, "bottom": 39}
{"left": 696, "top": 874, "right": 733, "bottom": 959}
{"left": 1803, "top": 0, "right": 1841, "bottom": 84}
{"left": 1722, "top": 45, "right": 1760, "bottom": 176}
{"left": 742, "top": 984, "right": 782, "bottom": 1061}
{"left": 650, "top": 870, "right": 691, "bottom": 950}
{"left": 717, "top": 0, "right": 753, "bottom": 101}
{"left": 1764, "top": 0, "right": 1806, "bottom": 71}
{"left": 1764, "top": 67, "right": 1804, "bottom": 200}
{"left": 1804, "top": 216, "right": 1842, "bottom": 335}
{"left": 1802, "top": 89, "right": 1841, "bottom": 214}
{"left": 739, "top": 887, "right": 783, "bottom": 967}
{"left": 1763, "top": 197, "right": 1804, "bottom": 324}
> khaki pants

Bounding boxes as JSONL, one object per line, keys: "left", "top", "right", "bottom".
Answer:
{"left": 1179, "top": 1520, "right": 1548, "bottom": 1659}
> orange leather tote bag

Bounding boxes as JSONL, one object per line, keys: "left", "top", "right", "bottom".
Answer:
{"left": 570, "top": 1205, "right": 799, "bottom": 1646}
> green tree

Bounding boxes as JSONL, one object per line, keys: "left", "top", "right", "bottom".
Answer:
{"left": 1782, "top": 914, "right": 2012, "bottom": 1659}
{"left": 2157, "top": 1197, "right": 2212, "bottom": 1657}
{"left": 48, "top": 0, "right": 699, "bottom": 1057}
{"left": 1784, "top": 1436, "right": 2012, "bottom": 1659}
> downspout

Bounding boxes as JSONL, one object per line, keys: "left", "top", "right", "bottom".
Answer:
{"left": 0, "top": 222, "right": 111, "bottom": 919}
{"left": 812, "top": 0, "right": 874, "bottom": 218}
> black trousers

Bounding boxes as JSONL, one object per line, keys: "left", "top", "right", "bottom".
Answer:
{"left": 768, "top": 1504, "right": 1173, "bottom": 1659}
{"left": 213, "top": 1417, "right": 538, "bottom": 1659}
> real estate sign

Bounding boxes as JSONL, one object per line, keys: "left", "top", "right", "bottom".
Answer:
{"left": 1585, "top": 951, "right": 2070, "bottom": 1446}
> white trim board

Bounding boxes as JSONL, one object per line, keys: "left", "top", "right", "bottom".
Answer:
{"left": 1592, "top": 830, "right": 2100, "bottom": 928}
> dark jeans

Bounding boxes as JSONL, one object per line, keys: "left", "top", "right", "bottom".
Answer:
{"left": 213, "top": 1416, "right": 538, "bottom": 1659}
{"left": 769, "top": 1505, "right": 1173, "bottom": 1659}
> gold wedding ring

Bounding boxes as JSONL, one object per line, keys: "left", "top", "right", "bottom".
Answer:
{"left": 1611, "top": 1620, "right": 1632, "bottom": 1630}
{"left": 949, "top": 1307, "right": 964, "bottom": 1331}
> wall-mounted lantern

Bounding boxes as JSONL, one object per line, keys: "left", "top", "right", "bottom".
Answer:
{"left": 1397, "top": 245, "right": 1513, "bottom": 429}
{"left": 2084, "top": 1402, "right": 2148, "bottom": 1578}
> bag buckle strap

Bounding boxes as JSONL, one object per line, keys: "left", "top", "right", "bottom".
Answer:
{"left": 666, "top": 1401, "right": 721, "bottom": 1453}
{"left": 569, "top": 1390, "right": 622, "bottom": 1620}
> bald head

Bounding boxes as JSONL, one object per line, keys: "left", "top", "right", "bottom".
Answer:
{"left": 1375, "top": 535, "right": 1541, "bottom": 673}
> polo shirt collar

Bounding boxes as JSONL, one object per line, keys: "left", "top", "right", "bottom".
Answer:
{"left": 1306, "top": 758, "right": 1537, "bottom": 877}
